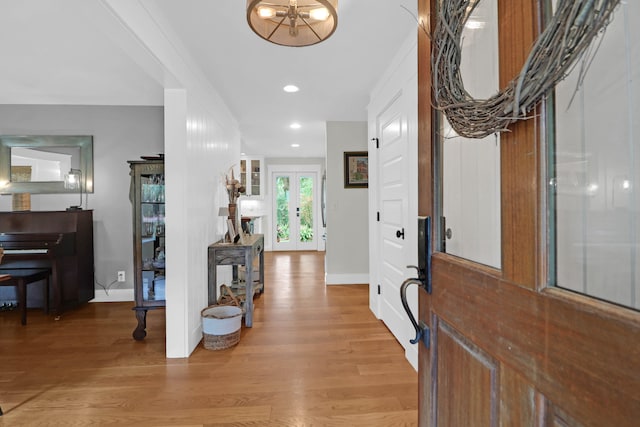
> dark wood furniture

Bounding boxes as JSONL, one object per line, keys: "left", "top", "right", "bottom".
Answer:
{"left": 0, "top": 210, "right": 95, "bottom": 317}
{"left": 208, "top": 234, "right": 264, "bottom": 327}
{"left": 128, "top": 159, "right": 165, "bottom": 340}
{"left": 0, "top": 269, "right": 50, "bottom": 325}
{"left": 0, "top": 232, "right": 61, "bottom": 316}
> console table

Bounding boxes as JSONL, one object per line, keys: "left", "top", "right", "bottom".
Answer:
{"left": 207, "top": 234, "right": 264, "bottom": 327}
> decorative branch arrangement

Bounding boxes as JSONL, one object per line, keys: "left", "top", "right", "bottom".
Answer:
{"left": 224, "top": 166, "right": 245, "bottom": 204}
{"left": 431, "top": 0, "right": 621, "bottom": 139}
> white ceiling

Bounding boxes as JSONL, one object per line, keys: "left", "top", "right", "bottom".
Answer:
{"left": 0, "top": 0, "right": 418, "bottom": 158}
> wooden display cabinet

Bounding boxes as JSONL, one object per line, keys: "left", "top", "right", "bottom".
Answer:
{"left": 128, "top": 159, "right": 165, "bottom": 340}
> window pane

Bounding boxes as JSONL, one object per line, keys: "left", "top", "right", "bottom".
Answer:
{"left": 276, "top": 176, "right": 290, "bottom": 243}
{"left": 440, "top": 0, "right": 501, "bottom": 268}
{"left": 552, "top": 2, "right": 639, "bottom": 310}
{"left": 299, "top": 176, "right": 313, "bottom": 242}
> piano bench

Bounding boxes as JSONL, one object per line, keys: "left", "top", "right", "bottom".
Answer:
{"left": 0, "top": 269, "right": 51, "bottom": 325}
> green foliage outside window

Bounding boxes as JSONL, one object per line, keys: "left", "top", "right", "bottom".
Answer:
{"left": 299, "top": 177, "right": 313, "bottom": 242}
{"left": 275, "top": 176, "right": 314, "bottom": 243}
{"left": 276, "top": 177, "right": 290, "bottom": 242}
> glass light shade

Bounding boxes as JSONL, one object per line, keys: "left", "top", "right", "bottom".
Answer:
{"left": 309, "top": 7, "right": 329, "bottom": 20}
{"left": 257, "top": 6, "right": 276, "bottom": 18}
{"left": 64, "top": 168, "right": 83, "bottom": 210}
{"left": 64, "top": 169, "right": 81, "bottom": 190}
{"left": 247, "top": 0, "right": 338, "bottom": 47}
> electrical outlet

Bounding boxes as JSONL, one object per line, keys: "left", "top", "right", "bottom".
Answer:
{"left": 117, "top": 271, "right": 126, "bottom": 282}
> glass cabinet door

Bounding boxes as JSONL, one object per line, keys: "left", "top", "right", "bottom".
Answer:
{"left": 140, "top": 171, "right": 165, "bottom": 303}
{"left": 240, "top": 156, "right": 263, "bottom": 197}
{"left": 250, "top": 159, "right": 261, "bottom": 196}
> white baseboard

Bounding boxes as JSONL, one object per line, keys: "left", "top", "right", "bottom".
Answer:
{"left": 325, "top": 273, "right": 369, "bottom": 285}
{"left": 90, "top": 288, "right": 134, "bottom": 302}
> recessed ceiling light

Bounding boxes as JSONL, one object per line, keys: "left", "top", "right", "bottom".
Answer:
{"left": 291, "top": 144, "right": 300, "bottom": 148}
{"left": 290, "top": 123, "right": 301, "bottom": 129}
{"left": 283, "top": 85, "right": 299, "bottom": 93}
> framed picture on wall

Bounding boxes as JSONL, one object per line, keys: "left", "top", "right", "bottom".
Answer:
{"left": 344, "top": 151, "right": 368, "bottom": 188}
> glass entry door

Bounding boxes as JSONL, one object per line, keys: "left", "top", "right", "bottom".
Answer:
{"left": 272, "top": 171, "right": 318, "bottom": 251}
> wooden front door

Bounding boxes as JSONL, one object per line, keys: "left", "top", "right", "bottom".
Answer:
{"left": 416, "top": 1, "right": 640, "bottom": 426}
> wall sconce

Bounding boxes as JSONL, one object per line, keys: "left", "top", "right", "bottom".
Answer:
{"left": 246, "top": 0, "right": 338, "bottom": 47}
{"left": 64, "top": 168, "right": 83, "bottom": 211}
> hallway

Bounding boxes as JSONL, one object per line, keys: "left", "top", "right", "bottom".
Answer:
{"left": 0, "top": 251, "right": 418, "bottom": 426}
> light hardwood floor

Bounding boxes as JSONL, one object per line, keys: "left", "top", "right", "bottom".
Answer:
{"left": 0, "top": 251, "right": 417, "bottom": 426}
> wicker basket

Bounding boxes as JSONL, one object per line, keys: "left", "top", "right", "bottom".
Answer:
{"left": 203, "top": 328, "right": 241, "bottom": 350}
{"left": 201, "top": 305, "right": 243, "bottom": 350}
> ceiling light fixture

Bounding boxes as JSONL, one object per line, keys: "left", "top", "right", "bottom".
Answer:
{"left": 283, "top": 84, "right": 300, "bottom": 93}
{"left": 291, "top": 143, "right": 300, "bottom": 148}
{"left": 290, "top": 123, "right": 301, "bottom": 129}
{"left": 247, "top": 0, "right": 338, "bottom": 47}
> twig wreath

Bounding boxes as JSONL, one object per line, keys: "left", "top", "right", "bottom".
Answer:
{"left": 431, "top": 0, "right": 621, "bottom": 139}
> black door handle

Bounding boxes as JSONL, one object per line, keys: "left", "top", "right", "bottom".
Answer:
{"left": 398, "top": 217, "right": 433, "bottom": 349}
{"left": 400, "top": 277, "right": 430, "bottom": 348}
{"left": 396, "top": 228, "right": 405, "bottom": 239}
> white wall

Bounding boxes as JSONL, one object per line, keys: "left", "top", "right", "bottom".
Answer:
{"left": 102, "top": 0, "right": 240, "bottom": 357}
{"left": 0, "top": 104, "right": 163, "bottom": 303}
{"left": 325, "top": 121, "right": 369, "bottom": 284}
{"left": 164, "top": 90, "right": 239, "bottom": 358}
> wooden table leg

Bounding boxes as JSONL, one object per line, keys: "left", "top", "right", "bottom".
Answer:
{"left": 259, "top": 248, "right": 264, "bottom": 293}
{"left": 43, "top": 275, "right": 50, "bottom": 315}
{"left": 17, "top": 279, "right": 27, "bottom": 326}
{"left": 244, "top": 250, "right": 254, "bottom": 327}
{"left": 51, "top": 260, "right": 61, "bottom": 320}
{"left": 208, "top": 247, "right": 217, "bottom": 306}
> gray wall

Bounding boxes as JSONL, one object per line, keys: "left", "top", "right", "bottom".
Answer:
{"left": 325, "top": 121, "right": 369, "bottom": 284}
{"left": 0, "top": 104, "right": 163, "bottom": 298}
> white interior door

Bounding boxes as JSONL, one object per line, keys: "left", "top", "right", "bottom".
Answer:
{"left": 272, "top": 170, "right": 318, "bottom": 251}
{"left": 377, "top": 91, "right": 412, "bottom": 349}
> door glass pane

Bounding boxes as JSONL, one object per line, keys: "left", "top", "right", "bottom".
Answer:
{"left": 299, "top": 176, "right": 314, "bottom": 243}
{"left": 439, "top": 0, "right": 501, "bottom": 268}
{"left": 551, "top": 2, "right": 639, "bottom": 310}
{"left": 276, "top": 176, "right": 290, "bottom": 243}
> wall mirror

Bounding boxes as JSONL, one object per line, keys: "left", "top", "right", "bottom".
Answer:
{"left": 0, "top": 135, "right": 93, "bottom": 194}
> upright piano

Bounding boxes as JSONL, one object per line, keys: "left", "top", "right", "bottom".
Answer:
{"left": 0, "top": 210, "right": 94, "bottom": 315}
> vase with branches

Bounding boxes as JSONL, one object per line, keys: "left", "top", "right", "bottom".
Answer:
{"left": 224, "top": 166, "right": 245, "bottom": 241}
